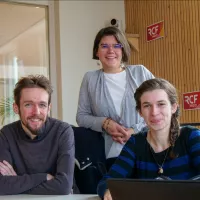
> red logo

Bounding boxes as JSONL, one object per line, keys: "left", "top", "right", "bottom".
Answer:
{"left": 183, "top": 91, "right": 200, "bottom": 110}
{"left": 147, "top": 21, "right": 164, "bottom": 42}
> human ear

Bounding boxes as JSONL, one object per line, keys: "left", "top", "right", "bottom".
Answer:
{"left": 171, "top": 103, "right": 178, "bottom": 114}
{"left": 48, "top": 103, "right": 52, "bottom": 115}
{"left": 13, "top": 103, "right": 19, "bottom": 114}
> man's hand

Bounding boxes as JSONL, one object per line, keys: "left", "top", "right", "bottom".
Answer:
{"left": 104, "top": 189, "right": 112, "bottom": 200}
{"left": 47, "top": 174, "right": 54, "bottom": 181}
{"left": 0, "top": 160, "right": 17, "bottom": 176}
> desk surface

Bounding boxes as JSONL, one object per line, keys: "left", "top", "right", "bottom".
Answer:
{"left": 0, "top": 195, "right": 100, "bottom": 200}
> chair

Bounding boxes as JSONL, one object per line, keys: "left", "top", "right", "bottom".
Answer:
{"left": 180, "top": 123, "right": 200, "bottom": 129}
{"left": 180, "top": 123, "right": 200, "bottom": 127}
{"left": 72, "top": 127, "right": 106, "bottom": 194}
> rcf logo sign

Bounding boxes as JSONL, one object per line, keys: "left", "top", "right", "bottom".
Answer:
{"left": 183, "top": 91, "right": 200, "bottom": 110}
{"left": 147, "top": 21, "right": 164, "bottom": 42}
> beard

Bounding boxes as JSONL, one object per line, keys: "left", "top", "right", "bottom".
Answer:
{"left": 21, "top": 119, "right": 43, "bottom": 135}
{"left": 20, "top": 113, "right": 46, "bottom": 136}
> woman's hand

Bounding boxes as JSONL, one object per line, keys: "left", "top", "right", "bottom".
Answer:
{"left": 102, "top": 119, "right": 135, "bottom": 144}
{"left": 104, "top": 189, "right": 112, "bottom": 200}
{"left": 105, "top": 120, "right": 127, "bottom": 140}
{"left": 112, "top": 128, "right": 134, "bottom": 144}
{"left": 122, "top": 127, "right": 134, "bottom": 142}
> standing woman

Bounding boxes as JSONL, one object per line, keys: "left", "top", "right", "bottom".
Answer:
{"left": 76, "top": 26, "right": 154, "bottom": 170}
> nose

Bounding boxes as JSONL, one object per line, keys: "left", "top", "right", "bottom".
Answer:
{"left": 32, "top": 105, "right": 40, "bottom": 115}
{"left": 107, "top": 44, "right": 115, "bottom": 51}
{"left": 151, "top": 105, "right": 159, "bottom": 116}
{"left": 107, "top": 47, "right": 114, "bottom": 53}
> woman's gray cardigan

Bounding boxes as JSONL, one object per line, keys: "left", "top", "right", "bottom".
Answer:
{"left": 76, "top": 65, "right": 154, "bottom": 157}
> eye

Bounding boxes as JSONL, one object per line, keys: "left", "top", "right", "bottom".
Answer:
{"left": 24, "top": 103, "right": 32, "bottom": 108}
{"left": 143, "top": 104, "right": 150, "bottom": 108}
{"left": 100, "top": 44, "right": 109, "bottom": 49}
{"left": 39, "top": 103, "right": 47, "bottom": 108}
{"left": 158, "top": 103, "right": 166, "bottom": 106}
{"left": 113, "top": 43, "right": 123, "bottom": 49}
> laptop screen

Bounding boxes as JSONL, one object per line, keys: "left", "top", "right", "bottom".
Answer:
{"left": 107, "top": 178, "right": 200, "bottom": 200}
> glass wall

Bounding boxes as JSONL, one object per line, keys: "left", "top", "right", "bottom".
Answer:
{"left": 0, "top": 2, "right": 49, "bottom": 128}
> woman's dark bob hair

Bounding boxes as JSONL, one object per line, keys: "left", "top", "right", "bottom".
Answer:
{"left": 92, "top": 26, "right": 131, "bottom": 63}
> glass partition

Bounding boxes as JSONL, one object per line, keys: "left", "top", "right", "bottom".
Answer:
{"left": 0, "top": 2, "right": 49, "bottom": 128}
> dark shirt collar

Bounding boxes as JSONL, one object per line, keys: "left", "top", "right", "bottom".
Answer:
{"left": 20, "top": 117, "right": 50, "bottom": 141}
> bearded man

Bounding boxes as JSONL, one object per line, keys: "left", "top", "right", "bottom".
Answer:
{"left": 0, "top": 75, "right": 74, "bottom": 195}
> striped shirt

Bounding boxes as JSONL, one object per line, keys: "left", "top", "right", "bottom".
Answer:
{"left": 97, "top": 126, "right": 200, "bottom": 198}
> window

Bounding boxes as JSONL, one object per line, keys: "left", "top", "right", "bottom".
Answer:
{"left": 0, "top": 2, "right": 49, "bottom": 127}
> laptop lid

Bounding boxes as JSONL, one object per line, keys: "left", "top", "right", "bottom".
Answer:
{"left": 107, "top": 178, "right": 200, "bottom": 200}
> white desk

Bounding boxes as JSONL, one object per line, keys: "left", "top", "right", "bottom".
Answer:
{"left": 0, "top": 195, "right": 100, "bottom": 200}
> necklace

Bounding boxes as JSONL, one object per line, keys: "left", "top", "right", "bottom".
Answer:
{"left": 149, "top": 146, "right": 170, "bottom": 175}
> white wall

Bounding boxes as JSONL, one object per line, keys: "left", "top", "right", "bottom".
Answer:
{"left": 59, "top": 1, "right": 125, "bottom": 125}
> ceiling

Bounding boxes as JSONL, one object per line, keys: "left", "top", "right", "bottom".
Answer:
{"left": 0, "top": 1, "right": 46, "bottom": 47}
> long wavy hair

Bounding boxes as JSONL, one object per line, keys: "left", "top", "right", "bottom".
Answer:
{"left": 134, "top": 78, "right": 180, "bottom": 158}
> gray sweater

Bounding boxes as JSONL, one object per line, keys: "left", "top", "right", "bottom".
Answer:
{"left": 76, "top": 65, "right": 154, "bottom": 157}
{"left": 0, "top": 118, "right": 75, "bottom": 195}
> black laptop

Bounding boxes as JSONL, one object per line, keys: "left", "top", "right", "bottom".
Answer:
{"left": 107, "top": 178, "right": 200, "bottom": 200}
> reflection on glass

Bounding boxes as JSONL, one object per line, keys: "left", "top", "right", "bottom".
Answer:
{"left": 0, "top": 2, "right": 49, "bottom": 128}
